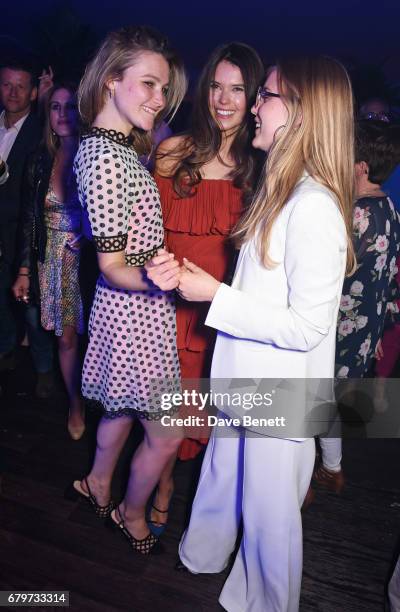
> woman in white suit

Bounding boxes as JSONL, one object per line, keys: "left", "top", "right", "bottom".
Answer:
{"left": 168, "top": 56, "right": 356, "bottom": 611}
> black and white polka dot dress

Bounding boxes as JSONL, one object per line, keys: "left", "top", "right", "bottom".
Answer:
{"left": 74, "top": 128, "right": 180, "bottom": 419}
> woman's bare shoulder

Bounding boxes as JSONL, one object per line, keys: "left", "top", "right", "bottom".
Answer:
{"left": 155, "top": 135, "right": 192, "bottom": 177}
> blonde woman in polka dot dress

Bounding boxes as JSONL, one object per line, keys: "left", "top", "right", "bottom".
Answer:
{"left": 71, "top": 26, "right": 187, "bottom": 555}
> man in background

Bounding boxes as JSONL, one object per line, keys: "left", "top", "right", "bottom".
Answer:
{"left": 0, "top": 58, "right": 53, "bottom": 397}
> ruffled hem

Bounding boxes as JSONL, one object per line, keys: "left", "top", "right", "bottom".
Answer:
{"left": 155, "top": 174, "right": 243, "bottom": 236}
{"left": 84, "top": 398, "right": 180, "bottom": 421}
{"left": 176, "top": 302, "right": 216, "bottom": 351}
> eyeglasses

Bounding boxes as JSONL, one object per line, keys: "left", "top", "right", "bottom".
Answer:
{"left": 255, "top": 86, "right": 281, "bottom": 105}
{"left": 360, "top": 111, "right": 390, "bottom": 123}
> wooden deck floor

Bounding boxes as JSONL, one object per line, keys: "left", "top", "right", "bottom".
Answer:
{"left": 1, "top": 351, "right": 399, "bottom": 611}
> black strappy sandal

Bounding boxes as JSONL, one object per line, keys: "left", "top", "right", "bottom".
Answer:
{"left": 106, "top": 506, "right": 163, "bottom": 555}
{"left": 64, "top": 477, "right": 115, "bottom": 519}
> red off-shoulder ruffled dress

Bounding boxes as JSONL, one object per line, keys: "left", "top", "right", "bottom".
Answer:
{"left": 155, "top": 174, "right": 244, "bottom": 459}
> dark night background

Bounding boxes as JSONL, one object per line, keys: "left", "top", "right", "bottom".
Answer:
{"left": 1, "top": 0, "right": 400, "bottom": 91}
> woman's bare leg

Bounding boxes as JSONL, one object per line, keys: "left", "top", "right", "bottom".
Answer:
{"left": 58, "top": 325, "right": 84, "bottom": 428}
{"left": 118, "top": 419, "right": 183, "bottom": 539}
{"left": 149, "top": 452, "right": 177, "bottom": 525}
{"left": 79, "top": 415, "right": 134, "bottom": 505}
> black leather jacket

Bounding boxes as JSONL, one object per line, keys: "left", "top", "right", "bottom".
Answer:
{"left": 18, "top": 146, "right": 53, "bottom": 271}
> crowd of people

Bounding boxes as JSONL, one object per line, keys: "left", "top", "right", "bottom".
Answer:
{"left": 1, "top": 23, "right": 400, "bottom": 612}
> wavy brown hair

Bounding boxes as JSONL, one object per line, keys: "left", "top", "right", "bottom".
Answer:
{"left": 163, "top": 42, "right": 264, "bottom": 204}
{"left": 43, "top": 82, "right": 79, "bottom": 158}
{"left": 78, "top": 25, "right": 187, "bottom": 156}
{"left": 235, "top": 56, "right": 356, "bottom": 275}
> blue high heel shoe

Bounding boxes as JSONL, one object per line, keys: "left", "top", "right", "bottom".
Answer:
{"left": 147, "top": 503, "right": 169, "bottom": 536}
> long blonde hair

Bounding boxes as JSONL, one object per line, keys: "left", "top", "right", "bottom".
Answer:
{"left": 235, "top": 56, "right": 356, "bottom": 274}
{"left": 78, "top": 25, "right": 187, "bottom": 155}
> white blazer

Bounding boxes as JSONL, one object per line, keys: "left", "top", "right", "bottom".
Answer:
{"left": 205, "top": 173, "right": 347, "bottom": 438}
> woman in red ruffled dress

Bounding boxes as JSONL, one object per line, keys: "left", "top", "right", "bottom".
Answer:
{"left": 149, "top": 42, "right": 264, "bottom": 534}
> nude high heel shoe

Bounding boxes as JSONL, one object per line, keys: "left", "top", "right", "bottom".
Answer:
{"left": 67, "top": 405, "right": 86, "bottom": 440}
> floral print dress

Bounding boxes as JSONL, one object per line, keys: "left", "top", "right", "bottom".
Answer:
{"left": 336, "top": 195, "right": 400, "bottom": 378}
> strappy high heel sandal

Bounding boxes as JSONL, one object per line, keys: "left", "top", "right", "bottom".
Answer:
{"left": 146, "top": 487, "right": 173, "bottom": 536}
{"left": 106, "top": 506, "right": 163, "bottom": 555}
{"left": 147, "top": 503, "right": 169, "bottom": 537}
{"left": 64, "top": 477, "right": 115, "bottom": 519}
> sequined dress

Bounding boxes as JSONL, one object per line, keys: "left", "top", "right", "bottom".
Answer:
{"left": 38, "top": 167, "right": 84, "bottom": 336}
{"left": 74, "top": 128, "right": 180, "bottom": 419}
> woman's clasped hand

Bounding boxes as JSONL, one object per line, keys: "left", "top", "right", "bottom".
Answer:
{"left": 178, "top": 258, "right": 221, "bottom": 302}
{"left": 144, "top": 248, "right": 181, "bottom": 291}
{"left": 146, "top": 250, "right": 220, "bottom": 301}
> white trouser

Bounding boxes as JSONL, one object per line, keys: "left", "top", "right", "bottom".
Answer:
{"left": 179, "top": 427, "right": 315, "bottom": 612}
{"left": 319, "top": 437, "right": 342, "bottom": 471}
{"left": 389, "top": 554, "right": 400, "bottom": 611}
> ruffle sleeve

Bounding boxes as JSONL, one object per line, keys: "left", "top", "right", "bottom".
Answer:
{"left": 155, "top": 173, "right": 242, "bottom": 235}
